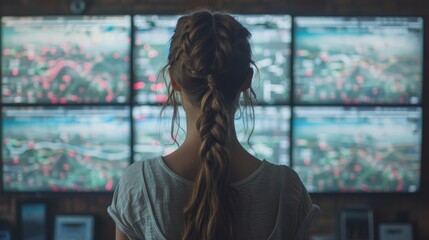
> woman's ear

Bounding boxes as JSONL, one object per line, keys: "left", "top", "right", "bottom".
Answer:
{"left": 240, "top": 68, "right": 253, "bottom": 92}
{"left": 168, "top": 68, "right": 181, "bottom": 91}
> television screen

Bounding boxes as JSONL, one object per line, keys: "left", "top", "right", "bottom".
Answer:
{"left": 236, "top": 15, "right": 292, "bottom": 104}
{"left": 2, "top": 106, "right": 131, "bottom": 192}
{"left": 293, "top": 107, "right": 422, "bottom": 193}
{"left": 133, "top": 106, "right": 185, "bottom": 161}
{"left": 294, "top": 17, "right": 423, "bottom": 104}
{"left": 133, "top": 15, "right": 179, "bottom": 104}
{"left": 1, "top": 16, "right": 131, "bottom": 104}
{"left": 133, "top": 106, "right": 290, "bottom": 165}
{"left": 237, "top": 106, "right": 291, "bottom": 165}
{"left": 133, "top": 14, "right": 291, "bottom": 104}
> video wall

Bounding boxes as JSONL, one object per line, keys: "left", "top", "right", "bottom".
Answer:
{"left": 0, "top": 15, "right": 424, "bottom": 193}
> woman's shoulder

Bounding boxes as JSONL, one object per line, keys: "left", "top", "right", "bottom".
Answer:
{"left": 264, "top": 161, "right": 302, "bottom": 182}
{"left": 118, "top": 157, "right": 161, "bottom": 187}
{"left": 263, "top": 161, "right": 306, "bottom": 195}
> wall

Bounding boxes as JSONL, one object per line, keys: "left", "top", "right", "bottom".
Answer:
{"left": 0, "top": 0, "right": 428, "bottom": 239}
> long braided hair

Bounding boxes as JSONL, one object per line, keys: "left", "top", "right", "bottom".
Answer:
{"left": 163, "top": 10, "right": 255, "bottom": 240}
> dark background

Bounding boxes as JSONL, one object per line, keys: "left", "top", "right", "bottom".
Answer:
{"left": 0, "top": 0, "right": 428, "bottom": 239}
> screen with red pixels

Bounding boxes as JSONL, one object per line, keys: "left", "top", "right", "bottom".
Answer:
{"left": 133, "top": 15, "right": 179, "bottom": 104}
{"left": 1, "top": 16, "right": 131, "bottom": 104}
{"left": 1, "top": 106, "right": 131, "bottom": 192}
{"left": 235, "top": 15, "right": 292, "bottom": 104}
{"left": 133, "top": 106, "right": 291, "bottom": 165}
{"left": 294, "top": 17, "right": 423, "bottom": 105}
{"left": 133, "top": 15, "right": 292, "bottom": 104}
{"left": 293, "top": 107, "right": 422, "bottom": 193}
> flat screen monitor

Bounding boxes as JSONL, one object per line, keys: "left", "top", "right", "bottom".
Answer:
{"left": 294, "top": 17, "right": 423, "bottom": 104}
{"left": 2, "top": 106, "right": 131, "bottom": 192}
{"left": 237, "top": 106, "right": 291, "bottom": 165}
{"left": 1, "top": 16, "right": 131, "bottom": 104}
{"left": 236, "top": 14, "right": 292, "bottom": 104}
{"left": 133, "top": 106, "right": 290, "bottom": 165}
{"left": 133, "top": 14, "right": 292, "bottom": 104}
{"left": 293, "top": 107, "right": 422, "bottom": 193}
{"left": 133, "top": 105, "right": 186, "bottom": 161}
{"left": 133, "top": 15, "right": 179, "bottom": 104}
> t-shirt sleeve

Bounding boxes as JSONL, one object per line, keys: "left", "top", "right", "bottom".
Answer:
{"left": 293, "top": 183, "right": 319, "bottom": 240}
{"left": 298, "top": 182, "right": 313, "bottom": 221}
{"left": 107, "top": 164, "right": 141, "bottom": 239}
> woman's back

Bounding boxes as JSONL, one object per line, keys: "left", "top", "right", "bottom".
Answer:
{"left": 108, "top": 10, "right": 316, "bottom": 239}
{"left": 108, "top": 157, "right": 312, "bottom": 240}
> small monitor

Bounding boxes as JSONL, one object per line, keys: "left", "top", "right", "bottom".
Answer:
{"left": 1, "top": 16, "right": 131, "bottom": 104}
{"left": 294, "top": 17, "right": 423, "bottom": 104}
{"left": 18, "top": 202, "right": 47, "bottom": 240}
{"left": 2, "top": 106, "right": 131, "bottom": 192}
{"left": 293, "top": 106, "right": 422, "bottom": 193}
{"left": 339, "top": 207, "right": 374, "bottom": 240}
{"left": 54, "top": 215, "right": 94, "bottom": 240}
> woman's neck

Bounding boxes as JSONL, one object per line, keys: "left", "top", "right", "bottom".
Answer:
{"left": 163, "top": 120, "right": 261, "bottom": 183}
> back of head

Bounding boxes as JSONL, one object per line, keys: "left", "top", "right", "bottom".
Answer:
{"left": 165, "top": 10, "right": 254, "bottom": 240}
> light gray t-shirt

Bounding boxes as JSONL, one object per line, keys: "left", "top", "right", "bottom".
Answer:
{"left": 108, "top": 157, "right": 314, "bottom": 240}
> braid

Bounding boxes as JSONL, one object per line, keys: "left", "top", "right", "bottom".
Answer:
{"left": 183, "top": 74, "right": 235, "bottom": 239}
{"left": 163, "top": 10, "right": 254, "bottom": 240}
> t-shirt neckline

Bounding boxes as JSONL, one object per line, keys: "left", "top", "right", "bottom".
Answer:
{"left": 157, "top": 156, "right": 268, "bottom": 188}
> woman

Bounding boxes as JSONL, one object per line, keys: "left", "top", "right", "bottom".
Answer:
{"left": 108, "top": 10, "right": 317, "bottom": 240}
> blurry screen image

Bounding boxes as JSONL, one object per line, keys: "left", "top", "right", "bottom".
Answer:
{"left": 1, "top": 16, "right": 131, "bottom": 104}
{"left": 20, "top": 203, "right": 46, "bottom": 240}
{"left": 340, "top": 208, "right": 374, "bottom": 240}
{"left": 294, "top": 17, "right": 423, "bottom": 104}
{"left": 293, "top": 107, "right": 422, "bottom": 193}
{"left": 2, "top": 106, "right": 131, "bottom": 192}
{"left": 134, "top": 15, "right": 291, "bottom": 104}
{"left": 236, "top": 15, "right": 292, "bottom": 104}
{"left": 133, "top": 106, "right": 186, "bottom": 161}
{"left": 54, "top": 215, "right": 94, "bottom": 240}
{"left": 0, "top": 231, "right": 11, "bottom": 240}
{"left": 133, "top": 15, "right": 179, "bottom": 104}
{"left": 237, "top": 106, "right": 291, "bottom": 165}
{"left": 133, "top": 106, "right": 290, "bottom": 165}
